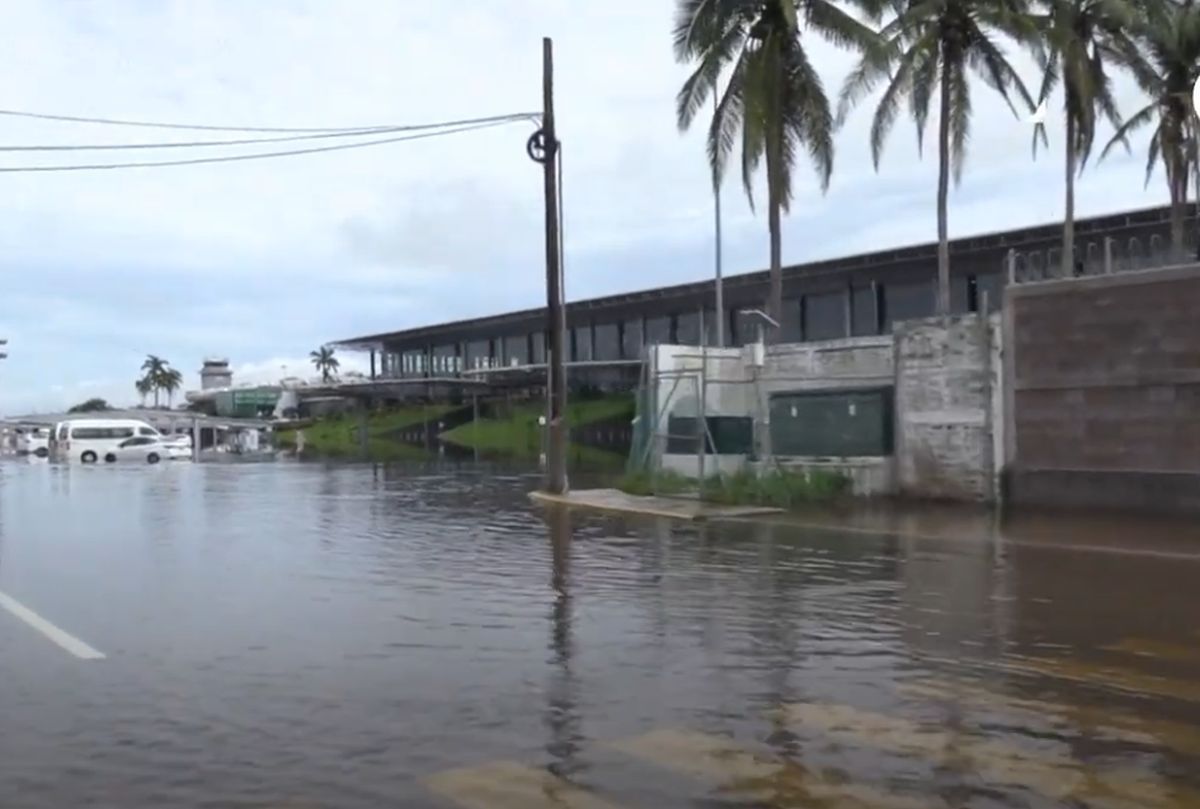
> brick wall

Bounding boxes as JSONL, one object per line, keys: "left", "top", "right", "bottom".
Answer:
{"left": 1007, "top": 265, "right": 1200, "bottom": 511}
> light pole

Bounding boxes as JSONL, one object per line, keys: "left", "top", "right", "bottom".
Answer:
{"left": 712, "top": 89, "right": 725, "bottom": 348}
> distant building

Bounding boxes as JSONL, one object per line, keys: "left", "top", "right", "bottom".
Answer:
{"left": 200, "top": 357, "right": 233, "bottom": 390}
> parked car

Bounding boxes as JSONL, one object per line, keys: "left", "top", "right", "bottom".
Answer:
{"left": 15, "top": 427, "right": 50, "bottom": 457}
{"left": 104, "top": 436, "right": 167, "bottom": 464}
{"left": 161, "top": 434, "right": 193, "bottom": 460}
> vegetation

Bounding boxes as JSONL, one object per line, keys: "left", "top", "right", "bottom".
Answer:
{"left": 275, "top": 405, "right": 456, "bottom": 454}
{"left": 1102, "top": 1, "right": 1200, "bottom": 252}
{"left": 1032, "top": 0, "right": 1139, "bottom": 276}
{"left": 673, "top": 0, "right": 878, "bottom": 337}
{"left": 675, "top": 1, "right": 1190, "bottom": 311}
{"left": 137, "top": 355, "right": 184, "bottom": 408}
{"left": 310, "top": 345, "right": 340, "bottom": 383}
{"left": 68, "top": 397, "right": 112, "bottom": 413}
{"left": 441, "top": 395, "right": 635, "bottom": 455}
{"left": 839, "top": 0, "right": 1037, "bottom": 312}
{"left": 618, "top": 467, "right": 850, "bottom": 508}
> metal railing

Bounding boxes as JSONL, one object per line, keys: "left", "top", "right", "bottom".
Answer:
{"left": 1006, "top": 233, "right": 1198, "bottom": 284}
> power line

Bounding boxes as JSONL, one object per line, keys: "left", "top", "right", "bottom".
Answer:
{"left": 0, "top": 107, "right": 539, "bottom": 134}
{"left": 0, "top": 119, "right": 526, "bottom": 172}
{"left": 0, "top": 113, "right": 535, "bottom": 152}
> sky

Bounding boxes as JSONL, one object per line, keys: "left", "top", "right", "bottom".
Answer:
{"left": 0, "top": 1, "right": 1168, "bottom": 414}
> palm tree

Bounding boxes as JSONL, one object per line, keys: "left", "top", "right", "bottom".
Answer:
{"left": 839, "top": 0, "right": 1038, "bottom": 313}
{"left": 674, "top": 0, "right": 880, "bottom": 337}
{"left": 141, "top": 355, "right": 167, "bottom": 407}
{"left": 1032, "top": 0, "right": 1140, "bottom": 277}
{"left": 160, "top": 368, "right": 184, "bottom": 407}
{"left": 310, "top": 345, "right": 340, "bottom": 383}
{"left": 1102, "top": 1, "right": 1200, "bottom": 253}
{"left": 135, "top": 376, "right": 153, "bottom": 406}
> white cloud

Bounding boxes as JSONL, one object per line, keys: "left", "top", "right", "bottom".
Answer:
{"left": 0, "top": 0, "right": 1169, "bottom": 413}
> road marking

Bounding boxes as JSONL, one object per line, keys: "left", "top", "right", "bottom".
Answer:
{"left": 607, "top": 728, "right": 938, "bottom": 809}
{"left": 1103, "top": 637, "right": 1200, "bottom": 665}
{"left": 900, "top": 677, "right": 1200, "bottom": 758}
{"left": 778, "top": 702, "right": 1199, "bottom": 807}
{"left": 0, "top": 589, "right": 105, "bottom": 660}
{"left": 425, "top": 761, "right": 625, "bottom": 809}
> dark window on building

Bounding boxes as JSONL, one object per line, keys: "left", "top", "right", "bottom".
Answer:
{"left": 769, "top": 388, "right": 894, "bottom": 457}
{"left": 665, "top": 416, "right": 754, "bottom": 454}
{"left": 572, "top": 325, "right": 593, "bottom": 362}
{"left": 951, "top": 275, "right": 973, "bottom": 314}
{"left": 503, "top": 334, "right": 529, "bottom": 366}
{"left": 701, "top": 309, "right": 720, "bottom": 347}
{"left": 530, "top": 331, "right": 546, "bottom": 365}
{"left": 803, "top": 291, "right": 846, "bottom": 341}
{"left": 593, "top": 322, "right": 620, "bottom": 361}
{"left": 780, "top": 298, "right": 803, "bottom": 342}
{"left": 675, "top": 312, "right": 700, "bottom": 345}
{"left": 466, "top": 339, "right": 490, "bottom": 370}
{"left": 645, "top": 315, "right": 671, "bottom": 345}
{"left": 883, "top": 279, "right": 935, "bottom": 331}
{"left": 976, "top": 272, "right": 1003, "bottom": 312}
{"left": 851, "top": 284, "right": 878, "bottom": 336}
{"left": 621, "top": 318, "right": 644, "bottom": 359}
{"left": 727, "top": 309, "right": 743, "bottom": 346}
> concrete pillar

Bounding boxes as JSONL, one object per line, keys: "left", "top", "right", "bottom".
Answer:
{"left": 1104, "top": 237, "right": 1114, "bottom": 274}
{"left": 369, "top": 350, "right": 377, "bottom": 380}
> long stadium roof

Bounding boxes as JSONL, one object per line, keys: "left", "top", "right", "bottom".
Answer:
{"left": 333, "top": 203, "right": 1186, "bottom": 350}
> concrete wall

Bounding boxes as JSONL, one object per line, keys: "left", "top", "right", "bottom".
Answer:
{"left": 894, "top": 314, "right": 999, "bottom": 502}
{"left": 1006, "top": 264, "right": 1200, "bottom": 512}
{"left": 648, "top": 316, "right": 1002, "bottom": 502}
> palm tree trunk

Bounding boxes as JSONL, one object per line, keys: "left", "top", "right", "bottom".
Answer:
{"left": 935, "top": 69, "right": 951, "bottom": 315}
{"left": 1063, "top": 113, "right": 1075, "bottom": 277}
{"left": 767, "top": 193, "right": 783, "bottom": 340}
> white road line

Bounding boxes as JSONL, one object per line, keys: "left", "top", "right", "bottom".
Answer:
{"left": 0, "top": 589, "right": 106, "bottom": 660}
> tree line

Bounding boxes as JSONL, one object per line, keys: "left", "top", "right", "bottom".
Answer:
{"left": 674, "top": 0, "right": 1200, "bottom": 329}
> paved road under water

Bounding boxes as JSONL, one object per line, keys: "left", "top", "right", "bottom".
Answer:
{"left": 1, "top": 459, "right": 1199, "bottom": 809}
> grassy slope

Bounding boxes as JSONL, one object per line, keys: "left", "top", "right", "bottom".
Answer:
{"left": 441, "top": 395, "right": 634, "bottom": 454}
{"left": 276, "top": 405, "right": 456, "bottom": 453}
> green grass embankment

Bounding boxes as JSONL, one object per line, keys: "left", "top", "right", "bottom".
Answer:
{"left": 276, "top": 405, "right": 457, "bottom": 456}
{"left": 441, "top": 395, "right": 634, "bottom": 464}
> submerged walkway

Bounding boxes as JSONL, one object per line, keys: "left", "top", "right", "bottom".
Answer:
{"left": 530, "top": 488, "right": 783, "bottom": 521}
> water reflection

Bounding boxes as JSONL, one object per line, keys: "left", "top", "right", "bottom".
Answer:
{"left": 0, "top": 461, "right": 1198, "bottom": 808}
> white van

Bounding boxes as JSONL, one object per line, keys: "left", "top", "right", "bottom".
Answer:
{"left": 51, "top": 418, "right": 162, "bottom": 463}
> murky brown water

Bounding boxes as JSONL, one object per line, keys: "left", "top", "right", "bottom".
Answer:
{"left": 1, "top": 459, "right": 1198, "bottom": 808}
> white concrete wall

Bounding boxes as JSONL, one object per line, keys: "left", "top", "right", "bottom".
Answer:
{"left": 647, "top": 320, "right": 1001, "bottom": 503}
{"left": 894, "top": 314, "right": 995, "bottom": 501}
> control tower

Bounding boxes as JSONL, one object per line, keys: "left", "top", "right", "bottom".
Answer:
{"left": 199, "top": 357, "right": 233, "bottom": 390}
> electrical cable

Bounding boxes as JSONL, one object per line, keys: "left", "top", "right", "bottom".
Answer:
{"left": 0, "top": 113, "right": 535, "bottom": 151}
{"left": 0, "top": 107, "right": 540, "bottom": 134}
{"left": 0, "top": 118, "right": 528, "bottom": 172}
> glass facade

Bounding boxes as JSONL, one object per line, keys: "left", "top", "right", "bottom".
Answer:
{"left": 622, "top": 318, "right": 643, "bottom": 359}
{"left": 780, "top": 299, "right": 803, "bottom": 342}
{"left": 882, "top": 279, "right": 935, "bottom": 332}
{"left": 594, "top": 322, "right": 620, "bottom": 361}
{"left": 572, "top": 325, "right": 593, "bottom": 362}
{"left": 465, "top": 339, "right": 491, "bottom": 370}
{"left": 851, "top": 284, "right": 878, "bottom": 336}
{"left": 645, "top": 315, "right": 671, "bottom": 345}
{"left": 503, "top": 334, "right": 529, "bottom": 367}
{"left": 675, "top": 312, "right": 700, "bottom": 345}
{"left": 803, "top": 291, "right": 846, "bottom": 341}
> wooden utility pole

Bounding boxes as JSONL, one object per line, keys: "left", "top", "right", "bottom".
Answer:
{"left": 529, "top": 37, "right": 568, "bottom": 494}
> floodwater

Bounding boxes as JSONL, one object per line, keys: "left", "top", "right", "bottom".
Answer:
{"left": 1, "top": 459, "right": 1199, "bottom": 809}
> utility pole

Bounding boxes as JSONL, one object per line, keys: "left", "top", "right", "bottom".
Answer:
{"left": 528, "top": 37, "right": 568, "bottom": 494}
